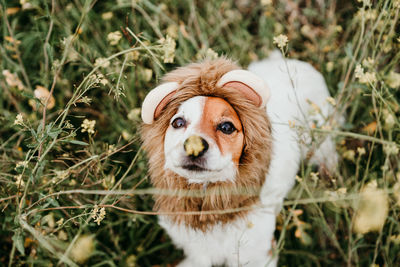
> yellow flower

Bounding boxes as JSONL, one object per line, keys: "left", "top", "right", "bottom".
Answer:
{"left": 357, "top": 147, "right": 366, "bottom": 156}
{"left": 353, "top": 182, "right": 388, "bottom": 234}
{"left": 69, "top": 235, "right": 95, "bottom": 263}
{"left": 107, "top": 31, "right": 122, "bottom": 46}
{"left": 91, "top": 205, "right": 106, "bottom": 225}
{"left": 325, "top": 97, "right": 336, "bottom": 106}
{"left": 261, "top": 0, "right": 272, "bottom": 6}
{"left": 273, "top": 34, "right": 289, "bottom": 49}
{"left": 14, "top": 113, "right": 24, "bottom": 126}
{"left": 81, "top": 119, "right": 96, "bottom": 134}
{"left": 343, "top": 150, "right": 355, "bottom": 161}
{"left": 3, "top": 70, "right": 24, "bottom": 90}
{"left": 14, "top": 174, "right": 25, "bottom": 187}
{"left": 159, "top": 35, "right": 176, "bottom": 63}
{"left": 94, "top": 58, "right": 110, "bottom": 68}
{"left": 142, "top": 68, "right": 153, "bottom": 82}
{"left": 383, "top": 143, "right": 399, "bottom": 155}
{"left": 385, "top": 71, "right": 400, "bottom": 88}
{"left": 101, "top": 12, "right": 113, "bottom": 20}
{"left": 326, "top": 62, "right": 334, "bottom": 72}
{"left": 34, "top": 85, "right": 56, "bottom": 109}
{"left": 354, "top": 64, "right": 377, "bottom": 84}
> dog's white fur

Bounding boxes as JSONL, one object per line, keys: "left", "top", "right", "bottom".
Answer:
{"left": 146, "top": 51, "right": 338, "bottom": 266}
{"left": 164, "top": 96, "right": 237, "bottom": 183}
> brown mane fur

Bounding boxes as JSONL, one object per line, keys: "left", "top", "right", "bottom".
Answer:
{"left": 141, "top": 58, "right": 272, "bottom": 231}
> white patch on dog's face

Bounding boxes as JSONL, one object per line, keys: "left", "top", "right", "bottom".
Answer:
{"left": 164, "top": 96, "right": 244, "bottom": 184}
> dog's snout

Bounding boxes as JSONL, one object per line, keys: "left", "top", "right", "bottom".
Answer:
{"left": 184, "top": 135, "right": 209, "bottom": 158}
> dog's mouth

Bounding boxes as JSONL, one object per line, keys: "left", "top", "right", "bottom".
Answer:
{"left": 181, "top": 164, "right": 211, "bottom": 172}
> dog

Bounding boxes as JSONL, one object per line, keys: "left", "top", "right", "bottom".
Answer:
{"left": 140, "top": 51, "right": 338, "bottom": 266}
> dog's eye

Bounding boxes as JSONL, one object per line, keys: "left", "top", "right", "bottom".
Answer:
{"left": 172, "top": 117, "right": 186, "bottom": 128}
{"left": 217, "top": 121, "right": 236, "bottom": 135}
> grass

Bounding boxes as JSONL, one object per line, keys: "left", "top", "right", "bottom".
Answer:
{"left": 0, "top": 0, "right": 399, "bottom": 266}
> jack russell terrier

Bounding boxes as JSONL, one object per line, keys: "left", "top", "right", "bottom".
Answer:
{"left": 140, "top": 51, "right": 338, "bottom": 266}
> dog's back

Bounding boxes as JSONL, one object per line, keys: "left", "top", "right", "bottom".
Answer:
{"left": 249, "top": 51, "right": 338, "bottom": 213}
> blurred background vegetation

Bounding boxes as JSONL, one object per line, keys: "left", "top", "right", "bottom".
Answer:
{"left": 1, "top": 0, "right": 399, "bottom": 266}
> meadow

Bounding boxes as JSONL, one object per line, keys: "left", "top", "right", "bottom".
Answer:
{"left": 1, "top": 0, "right": 399, "bottom": 266}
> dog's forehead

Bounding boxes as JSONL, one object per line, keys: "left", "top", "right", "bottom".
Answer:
{"left": 175, "top": 96, "right": 238, "bottom": 119}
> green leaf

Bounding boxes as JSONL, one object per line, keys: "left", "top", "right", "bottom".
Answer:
{"left": 62, "top": 139, "right": 89, "bottom": 146}
{"left": 12, "top": 229, "right": 25, "bottom": 256}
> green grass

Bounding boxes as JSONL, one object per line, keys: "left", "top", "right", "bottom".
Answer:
{"left": 1, "top": 0, "right": 399, "bottom": 266}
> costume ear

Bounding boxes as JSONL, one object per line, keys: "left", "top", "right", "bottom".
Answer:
{"left": 141, "top": 82, "right": 179, "bottom": 124}
{"left": 216, "top": 70, "right": 270, "bottom": 108}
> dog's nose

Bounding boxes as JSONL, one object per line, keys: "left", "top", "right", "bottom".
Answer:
{"left": 184, "top": 135, "right": 209, "bottom": 158}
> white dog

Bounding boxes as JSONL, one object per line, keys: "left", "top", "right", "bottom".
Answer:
{"left": 140, "top": 51, "right": 337, "bottom": 267}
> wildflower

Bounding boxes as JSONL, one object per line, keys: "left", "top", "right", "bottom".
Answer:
{"left": 34, "top": 85, "right": 56, "bottom": 109}
{"left": 196, "top": 47, "right": 219, "bottom": 60}
{"left": 54, "top": 170, "right": 69, "bottom": 183}
{"left": 337, "top": 187, "right": 347, "bottom": 195}
{"left": 15, "top": 161, "right": 28, "bottom": 170}
{"left": 129, "top": 50, "right": 140, "bottom": 61}
{"left": 357, "top": 147, "right": 366, "bottom": 156}
{"left": 107, "top": 31, "right": 122, "bottom": 46}
{"left": 20, "top": 0, "right": 34, "bottom": 10}
{"left": 107, "top": 144, "right": 115, "bottom": 154}
{"left": 159, "top": 35, "right": 176, "bottom": 63}
{"left": 56, "top": 218, "right": 64, "bottom": 227}
{"left": 102, "top": 174, "right": 115, "bottom": 189}
{"left": 101, "top": 12, "right": 113, "bottom": 20}
{"left": 389, "top": 234, "right": 400, "bottom": 245}
{"left": 295, "top": 175, "right": 302, "bottom": 182}
{"left": 335, "top": 25, "right": 343, "bottom": 33}
{"left": 362, "top": 121, "right": 377, "bottom": 135}
{"left": 3, "top": 70, "right": 24, "bottom": 90}
{"left": 362, "top": 57, "right": 375, "bottom": 68}
{"left": 354, "top": 64, "right": 364, "bottom": 79}
{"left": 122, "top": 130, "right": 132, "bottom": 141}
{"left": 81, "top": 119, "right": 96, "bottom": 134}
{"left": 97, "top": 73, "right": 108, "bottom": 85}
{"left": 14, "top": 113, "right": 24, "bottom": 126}
{"left": 288, "top": 120, "right": 295, "bottom": 128}
{"left": 166, "top": 24, "right": 179, "bottom": 39}
{"left": 383, "top": 143, "right": 399, "bottom": 155}
{"left": 94, "top": 57, "right": 110, "bottom": 68}
{"left": 354, "top": 64, "right": 377, "bottom": 84}
{"left": 142, "top": 68, "right": 153, "bottom": 82}
{"left": 307, "top": 99, "right": 321, "bottom": 115}
{"left": 383, "top": 110, "right": 396, "bottom": 129}
{"left": 353, "top": 182, "right": 388, "bottom": 234}
{"left": 43, "top": 213, "right": 55, "bottom": 228}
{"left": 4, "top": 36, "right": 21, "bottom": 49}
{"left": 343, "top": 149, "right": 355, "bottom": 161}
{"left": 126, "top": 255, "right": 137, "bottom": 267}
{"left": 261, "top": 0, "right": 272, "bottom": 6}
{"left": 310, "top": 172, "right": 319, "bottom": 182}
{"left": 58, "top": 230, "right": 68, "bottom": 241}
{"left": 273, "top": 34, "right": 289, "bottom": 49}
{"left": 78, "top": 96, "right": 92, "bottom": 105}
{"left": 326, "top": 97, "right": 336, "bottom": 106}
{"left": 14, "top": 175, "right": 25, "bottom": 187}
{"left": 91, "top": 205, "right": 106, "bottom": 225}
{"left": 326, "top": 62, "right": 334, "bottom": 72}
{"left": 128, "top": 108, "right": 141, "bottom": 121}
{"left": 69, "top": 235, "right": 95, "bottom": 263}
{"left": 385, "top": 71, "right": 400, "bottom": 88}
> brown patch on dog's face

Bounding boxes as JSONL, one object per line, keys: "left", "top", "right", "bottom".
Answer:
{"left": 200, "top": 97, "right": 244, "bottom": 165}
